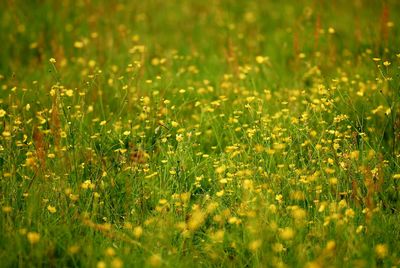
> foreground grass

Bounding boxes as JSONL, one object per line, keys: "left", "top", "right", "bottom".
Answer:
{"left": 1, "top": 0, "right": 400, "bottom": 267}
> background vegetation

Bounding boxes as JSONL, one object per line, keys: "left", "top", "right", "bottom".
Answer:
{"left": 1, "top": 0, "right": 400, "bottom": 267}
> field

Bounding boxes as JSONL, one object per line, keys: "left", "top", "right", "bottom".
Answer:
{"left": 1, "top": 0, "right": 400, "bottom": 267}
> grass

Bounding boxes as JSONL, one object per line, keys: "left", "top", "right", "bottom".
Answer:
{"left": 1, "top": 0, "right": 400, "bottom": 267}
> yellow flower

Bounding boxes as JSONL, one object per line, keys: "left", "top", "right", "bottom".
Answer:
{"left": 65, "top": 89, "right": 74, "bottom": 97}
{"left": 216, "top": 190, "right": 224, "bottom": 197}
{"left": 280, "top": 227, "right": 295, "bottom": 240}
{"left": 292, "top": 207, "right": 306, "bottom": 220}
{"left": 345, "top": 208, "right": 355, "bottom": 218}
{"left": 210, "top": 230, "right": 224, "bottom": 243}
{"left": 275, "top": 194, "right": 283, "bottom": 202}
{"left": 305, "top": 261, "right": 322, "bottom": 268}
{"left": 105, "top": 247, "right": 116, "bottom": 257}
{"left": 248, "top": 239, "right": 262, "bottom": 251}
{"left": 97, "top": 261, "right": 107, "bottom": 268}
{"left": 47, "top": 205, "right": 57, "bottom": 214}
{"left": 256, "top": 56, "right": 267, "bottom": 64}
{"left": 325, "top": 240, "right": 336, "bottom": 251}
{"left": 81, "top": 180, "right": 95, "bottom": 190}
{"left": 68, "top": 245, "right": 80, "bottom": 255}
{"left": 133, "top": 226, "right": 143, "bottom": 238}
{"left": 176, "top": 134, "right": 183, "bottom": 142}
{"left": 74, "top": 41, "right": 84, "bottom": 48}
{"left": 148, "top": 254, "right": 162, "bottom": 267}
{"left": 151, "top": 58, "right": 160, "bottom": 66}
{"left": 2, "top": 206, "right": 12, "bottom": 213}
{"left": 349, "top": 150, "right": 359, "bottom": 159}
{"left": 111, "top": 258, "right": 123, "bottom": 268}
{"left": 375, "top": 244, "right": 388, "bottom": 259}
{"left": 0, "top": 109, "right": 6, "bottom": 117}
{"left": 215, "top": 165, "right": 226, "bottom": 174}
{"left": 27, "top": 232, "right": 41, "bottom": 244}
{"left": 49, "top": 58, "right": 56, "bottom": 63}
{"left": 272, "top": 243, "right": 285, "bottom": 253}
{"left": 187, "top": 210, "right": 205, "bottom": 231}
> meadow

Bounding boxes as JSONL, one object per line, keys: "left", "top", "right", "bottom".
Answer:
{"left": 1, "top": 0, "right": 400, "bottom": 267}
